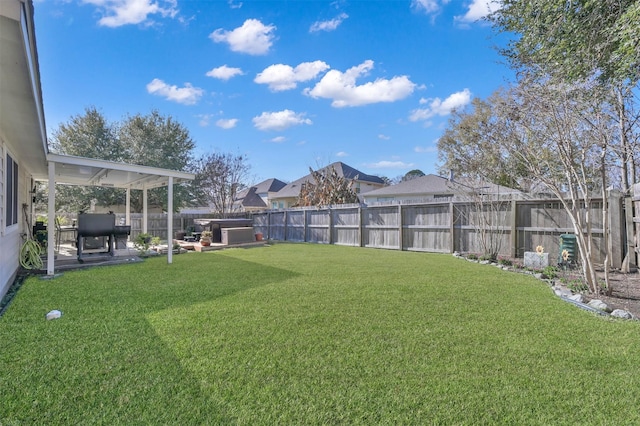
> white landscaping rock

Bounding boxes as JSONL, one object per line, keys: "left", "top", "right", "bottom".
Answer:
{"left": 555, "top": 288, "right": 573, "bottom": 298}
{"left": 46, "top": 310, "right": 62, "bottom": 320}
{"left": 587, "top": 299, "right": 612, "bottom": 313}
{"left": 568, "top": 294, "right": 585, "bottom": 303}
{"left": 611, "top": 309, "right": 633, "bottom": 319}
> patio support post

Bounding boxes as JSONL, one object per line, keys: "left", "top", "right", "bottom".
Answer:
{"left": 167, "top": 177, "right": 173, "bottom": 264}
{"left": 142, "top": 188, "right": 148, "bottom": 234}
{"left": 47, "top": 161, "right": 56, "bottom": 275}
{"left": 125, "top": 188, "right": 131, "bottom": 226}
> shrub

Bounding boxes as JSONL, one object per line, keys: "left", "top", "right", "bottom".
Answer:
{"left": 542, "top": 266, "right": 559, "bottom": 280}
{"left": 567, "top": 279, "right": 589, "bottom": 293}
{"left": 134, "top": 233, "right": 152, "bottom": 252}
{"left": 498, "top": 258, "right": 513, "bottom": 266}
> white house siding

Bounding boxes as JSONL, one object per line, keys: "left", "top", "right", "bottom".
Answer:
{"left": 357, "top": 181, "right": 384, "bottom": 194}
{"left": 0, "top": 139, "right": 30, "bottom": 301}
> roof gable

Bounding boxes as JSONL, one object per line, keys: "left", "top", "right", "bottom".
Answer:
{"left": 240, "top": 187, "right": 268, "bottom": 208}
{"left": 254, "top": 178, "right": 287, "bottom": 193}
{"left": 273, "top": 162, "right": 384, "bottom": 199}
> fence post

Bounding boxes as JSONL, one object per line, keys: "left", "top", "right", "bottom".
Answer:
{"left": 623, "top": 196, "right": 637, "bottom": 271}
{"left": 284, "top": 210, "right": 288, "bottom": 241}
{"left": 359, "top": 206, "right": 364, "bottom": 247}
{"left": 328, "top": 207, "right": 333, "bottom": 245}
{"left": 398, "top": 204, "right": 403, "bottom": 251}
{"left": 303, "top": 209, "right": 308, "bottom": 242}
{"left": 607, "top": 191, "right": 623, "bottom": 269}
{"left": 510, "top": 199, "right": 518, "bottom": 259}
{"left": 449, "top": 201, "right": 455, "bottom": 253}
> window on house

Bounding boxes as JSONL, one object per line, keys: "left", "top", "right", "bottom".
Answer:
{"left": 6, "top": 153, "right": 18, "bottom": 226}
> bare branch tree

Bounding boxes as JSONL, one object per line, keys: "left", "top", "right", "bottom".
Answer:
{"left": 295, "top": 165, "right": 358, "bottom": 207}
{"left": 193, "top": 152, "right": 251, "bottom": 217}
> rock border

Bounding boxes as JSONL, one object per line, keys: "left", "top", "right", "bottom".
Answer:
{"left": 452, "top": 252, "right": 637, "bottom": 321}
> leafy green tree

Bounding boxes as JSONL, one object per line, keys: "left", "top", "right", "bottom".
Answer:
{"left": 489, "top": 2, "right": 640, "bottom": 280}
{"left": 119, "top": 110, "right": 196, "bottom": 212}
{"left": 49, "top": 107, "right": 124, "bottom": 212}
{"left": 401, "top": 169, "right": 425, "bottom": 182}
{"left": 49, "top": 108, "right": 196, "bottom": 213}
{"left": 490, "top": 0, "right": 640, "bottom": 85}
{"left": 437, "top": 95, "right": 527, "bottom": 190}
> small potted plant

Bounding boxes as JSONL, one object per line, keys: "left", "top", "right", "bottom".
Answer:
{"left": 200, "top": 230, "right": 213, "bottom": 246}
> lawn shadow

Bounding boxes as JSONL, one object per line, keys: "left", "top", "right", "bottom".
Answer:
{"left": 0, "top": 254, "right": 300, "bottom": 423}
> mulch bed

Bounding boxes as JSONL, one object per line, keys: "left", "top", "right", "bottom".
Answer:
{"left": 594, "top": 270, "right": 640, "bottom": 318}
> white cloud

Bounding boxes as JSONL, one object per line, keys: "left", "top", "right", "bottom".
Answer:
{"left": 455, "top": 0, "right": 501, "bottom": 23}
{"left": 366, "top": 160, "right": 416, "bottom": 169}
{"left": 216, "top": 118, "right": 238, "bottom": 129}
{"left": 206, "top": 65, "right": 244, "bottom": 81}
{"left": 309, "top": 13, "right": 348, "bottom": 32}
{"left": 304, "top": 60, "right": 416, "bottom": 107}
{"left": 414, "top": 145, "right": 437, "bottom": 153}
{"left": 336, "top": 151, "right": 349, "bottom": 157}
{"left": 83, "top": 0, "right": 178, "bottom": 27}
{"left": 412, "top": 0, "right": 452, "bottom": 16}
{"left": 198, "top": 114, "right": 214, "bottom": 126}
{"left": 227, "top": 0, "right": 242, "bottom": 9}
{"left": 146, "top": 78, "right": 203, "bottom": 105}
{"left": 252, "top": 110, "right": 312, "bottom": 131}
{"left": 411, "top": 0, "right": 441, "bottom": 14}
{"left": 378, "top": 134, "right": 391, "bottom": 140}
{"left": 270, "top": 136, "right": 286, "bottom": 143}
{"left": 409, "top": 88, "right": 471, "bottom": 121}
{"left": 210, "top": 19, "right": 276, "bottom": 55}
{"left": 255, "top": 61, "right": 330, "bottom": 92}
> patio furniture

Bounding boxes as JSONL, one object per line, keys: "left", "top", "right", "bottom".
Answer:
{"left": 193, "top": 218, "right": 253, "bottom": 243}
{"left": 55, "top": 217, "right": 77, "bottom": 250}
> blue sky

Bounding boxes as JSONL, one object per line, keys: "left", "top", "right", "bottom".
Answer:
{"left": 34, "top": 0, "right": 508, "bottom": 183}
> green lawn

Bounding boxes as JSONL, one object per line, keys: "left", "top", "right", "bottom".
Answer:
{"left": 1, "top": 243, "right": 638, "bottom": 424}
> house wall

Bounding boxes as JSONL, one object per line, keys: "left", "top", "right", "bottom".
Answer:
{"left": 356, "top": 181, "right": 384, "bottom": 194}
{"left": 0, "top": 138, "right": 31, "bottom": 301}
{"left": 270, "top": 197, "right": 297, "bottom": 210}
{"left": 362, "top": 193, "right": 442, "bottom": 204}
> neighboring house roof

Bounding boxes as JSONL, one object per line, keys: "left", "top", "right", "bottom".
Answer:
{"left": 363, "top": 174, "right": 521, "bottom": 200}
{"left": 239, "top": 187, "right": 268, "bottom": 209}
{"left": 253, "top": 178, "right": 287, "bottom": 194}
{"left": 273, "top": 162, "right": 385, "bottom": 200}
{"left": 234, "top": 178, "right": 287, "bottom": 210}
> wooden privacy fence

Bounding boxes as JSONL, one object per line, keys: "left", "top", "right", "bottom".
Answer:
{"left": 253, "top": 193, "right": 636, "bottom": 268}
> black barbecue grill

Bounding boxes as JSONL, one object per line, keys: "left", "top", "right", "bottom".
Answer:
{"left": 76, "top": 213, "right": 131, "bottom": 262}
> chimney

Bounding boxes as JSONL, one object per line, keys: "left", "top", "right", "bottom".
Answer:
{"left": 448, "top": 169, "right": 454, "bottom": 182}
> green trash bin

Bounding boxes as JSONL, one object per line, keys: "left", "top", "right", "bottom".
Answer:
{"left": 559, "top": 234, "right": 577, "bottom": 264}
